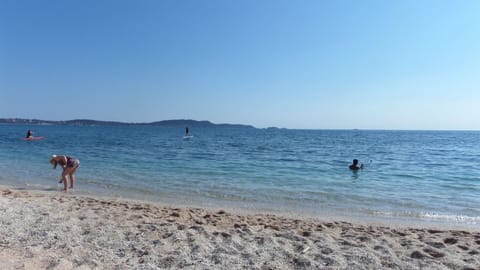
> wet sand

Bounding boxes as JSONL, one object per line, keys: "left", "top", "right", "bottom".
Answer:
{"left": 1, "top": 187, "right": 479, "bottom": 269}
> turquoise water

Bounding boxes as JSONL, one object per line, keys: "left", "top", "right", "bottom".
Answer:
{"left": 1, "top": 124, "right": 479, "bottom": 227}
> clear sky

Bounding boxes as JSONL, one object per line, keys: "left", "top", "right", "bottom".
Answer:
{"left": 1, "top": 0, "right": 479, "bottom": 130}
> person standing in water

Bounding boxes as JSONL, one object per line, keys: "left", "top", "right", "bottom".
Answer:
{"left": 50, "top": 155, "right": 80, "bottom": 192}
{"left": 185, "top": 127, "right": 190, "bottom": 136}
{"left": 349, "top": 159, "right": 363, "bottom": 170}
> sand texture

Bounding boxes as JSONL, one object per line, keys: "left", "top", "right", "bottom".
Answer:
{"left": 0, "top": 188, "right": 479, "bottom": 270}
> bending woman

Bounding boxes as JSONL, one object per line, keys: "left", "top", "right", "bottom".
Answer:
{"left": 50, "top": 155, "right": 80, "bottom": 192}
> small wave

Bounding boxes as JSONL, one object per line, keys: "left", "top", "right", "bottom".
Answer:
{"left": 390, "top": 174, "right": 423, "bottom": 180}
{"left": 422, "top": 213, "right": 480, "bottom": 224}
{"left": 277, "top": 158, "right": 298, "bottom": 162}
{"left": 371, "top": 210, "right": 480, "bottom": 225}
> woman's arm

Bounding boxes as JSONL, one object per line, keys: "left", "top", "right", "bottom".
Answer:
{"left": 61, "top": 156, "right": 68, "bottom": 169}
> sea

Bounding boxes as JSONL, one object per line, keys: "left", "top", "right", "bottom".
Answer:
{"left": 1, "top": 124, "right": 479, "bottom": 229}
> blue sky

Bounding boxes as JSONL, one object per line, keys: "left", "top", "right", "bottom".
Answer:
{"left": 1, "top": 0, "right": 479, "bottom": 129}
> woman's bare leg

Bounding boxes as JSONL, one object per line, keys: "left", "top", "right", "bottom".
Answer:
{"left": 62, "top": 170, "right": 68, "bottom": 191}
{"left": 69, "top": 173, "right": 75, "bottom": 189}
{"left": 69, "top": 167, "right": 78, "bottom": 189}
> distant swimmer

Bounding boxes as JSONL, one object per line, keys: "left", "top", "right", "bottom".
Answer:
{"left": 26, "top": 129, "right": 33, "bottom": 138}
{"left": 50, "top": 155, "right": 80, "bottom": 192}
{"left": 349, "top": 159, "right": 363, "bottom": 170}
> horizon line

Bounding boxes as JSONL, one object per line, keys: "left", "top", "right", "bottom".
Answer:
{"left": 1, "top": 117, "right": 479, "bottom": 132}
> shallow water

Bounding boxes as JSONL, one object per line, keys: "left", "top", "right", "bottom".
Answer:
{"left": 1, "top": 124, "right": 479, "bottom": 227}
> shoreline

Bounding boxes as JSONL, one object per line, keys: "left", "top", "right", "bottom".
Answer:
{"left": 1, "top": 186, "right": 479, "bottom": 269}
{"left": 6, "top": 183, "right": 480, "bottom": 233}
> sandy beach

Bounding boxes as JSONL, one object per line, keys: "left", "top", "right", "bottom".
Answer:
{"left": 0, "top": 187, "right": 478, "bottom": 270}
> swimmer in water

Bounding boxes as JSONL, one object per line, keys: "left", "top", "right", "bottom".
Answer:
{"left": 26, "top": 130, "right": 33, "bottom": 138}
{"left": 349, "top": 159, "right": 363, "bottom": 170}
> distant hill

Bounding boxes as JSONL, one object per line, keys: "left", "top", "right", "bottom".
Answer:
{"left": 0, "top": 118, "right": 255, "bottom": 128}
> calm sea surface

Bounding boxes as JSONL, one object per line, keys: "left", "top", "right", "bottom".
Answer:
{"left": 1, "top": 124, "right": 479, "bottom": 228}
